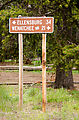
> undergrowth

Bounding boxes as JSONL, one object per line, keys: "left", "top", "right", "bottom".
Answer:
{"left": 0, "top": 85, "right": 79, "bottom": 120}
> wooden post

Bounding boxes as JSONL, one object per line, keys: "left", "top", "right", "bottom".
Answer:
{"left": 42, "top": 34, "right": 46, "bottom": 112}
{"left": 18, "top": 15, "right": 23, "bottom": 108}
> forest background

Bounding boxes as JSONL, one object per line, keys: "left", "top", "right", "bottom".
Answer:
{"left": 0, "top": 0, "right": 79, "bottom": 88}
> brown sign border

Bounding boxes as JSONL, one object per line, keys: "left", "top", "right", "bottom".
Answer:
{"left": 9, "top": 17, "right": 54, "bottom": 33}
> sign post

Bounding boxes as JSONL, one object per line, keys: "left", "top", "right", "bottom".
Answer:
{"left": 19, "top": 33, "right": 23, "bottom": 108}
{"left": 42, "top": 34, "right": 46, "bottom": 112}
{"left": 9, "top": 16, "right": 54, "bottom": 111}
{"left": 18, "top": 15, "right": 23, "bottom": 108}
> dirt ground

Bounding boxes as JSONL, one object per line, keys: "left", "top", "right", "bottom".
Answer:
{"left": 0, "top": 71, "right": 42, "bottom": 83}
{"left": 0, "top": 70, "right": 79, "bottom": 89}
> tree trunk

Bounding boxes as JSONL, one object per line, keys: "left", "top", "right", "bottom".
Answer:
{"left": 55, "top": 65, "right": 74, "bottom": 89}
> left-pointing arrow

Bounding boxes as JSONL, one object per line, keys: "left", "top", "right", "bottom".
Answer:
{"left": 12, "top": 20, "right": 16, "bottom": 24}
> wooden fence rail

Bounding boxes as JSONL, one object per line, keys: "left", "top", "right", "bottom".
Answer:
{"left": 0, "top": 66, "right": 52, "bottom": 71}
{"left": 0, "top": 81, "right": 79, "bottom": 85}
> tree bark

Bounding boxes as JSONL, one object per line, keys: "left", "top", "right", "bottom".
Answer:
{"left": 55, "top": 64, "right": 74, "bottom": 89}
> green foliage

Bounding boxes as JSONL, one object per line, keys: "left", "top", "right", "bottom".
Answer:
{"left": 72, "top": 70, "right": 79, "bottom": 74}
{"left": 0, "top": 0, "right": 79, "bottom": 72}
{"left": 62, "top": 45, "right": 79, "bottom": 69}
{"left": 32, "top": 60, "right": 41, "bottom": 66}
{"left": 23, "top": 87, "right": 42, "bottom": 103}
{"left": 32, "top": 105, "right": 41, "bottom": 110}
{"left": 0, "top": 5, "right": 28, "bottom": 61}
{"left": 63, "top": 45, "right": 79, "bottom": 58}
{"left": 0, "top": 86, "right": 10, "bottom": 100}
{"left": 0, "top": 85, "right": 79, "bottom": 119}
{"left": 0, "top": 86, "right": 18, "bottom": 112}
{"left": 47, "top": 88, "right": 72, "bottom": 103}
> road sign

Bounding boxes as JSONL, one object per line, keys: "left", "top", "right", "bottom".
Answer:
{"left": 9, "top": 17, "right": 54, "bottom": 33}
{"left": 9, "top": 15, "right": 54, "bottom": 112}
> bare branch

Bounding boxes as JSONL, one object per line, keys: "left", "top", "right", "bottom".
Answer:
{"left": 0, "top": 0, "right": 16, "bottom": 10}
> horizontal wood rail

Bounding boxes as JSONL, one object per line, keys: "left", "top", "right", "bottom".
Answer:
{"left": 0, "top": 66, "right": 52, "bottom": 71}
{"left": 0, "top": 81, "right": 79, "bottom": 85}
{"left": 0, "top": 66, "right": 77, "bottom": 71}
